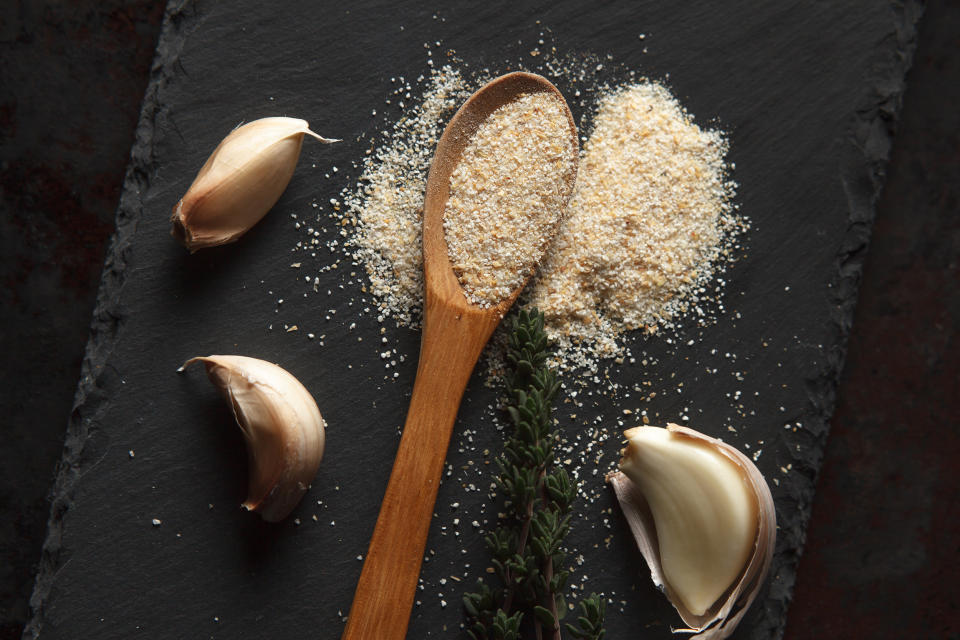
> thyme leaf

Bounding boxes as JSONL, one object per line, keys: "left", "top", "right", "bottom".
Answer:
{"left": 463, "top": 309, "right": 606, "bottom": 640}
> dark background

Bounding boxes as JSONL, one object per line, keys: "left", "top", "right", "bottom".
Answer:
{"left": 0, "top": 1, "right": 956, "bottom": 638}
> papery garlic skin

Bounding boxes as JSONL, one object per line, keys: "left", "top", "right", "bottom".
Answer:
{"left": 171, "top": 117, "right": 338, "bottom": 252}
{"left": 183, "top": 355, "right": 326, "bottom": 522}
{"left": 619, "top": 427, "right": 758, "bottom": 616}
{"left": 608, "top": 423, "right": 776, "bottom": 640}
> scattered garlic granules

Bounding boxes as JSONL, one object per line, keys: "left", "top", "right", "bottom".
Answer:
{"left": 331, "top": 65, "right": 743, "bottom": 371}
{"left": 348, "top": 68, "right": 472, "bottom": 326}
{"left": 444, "top": 91, "right": 576, "bottom": 307}
{"left": 528, "top": 83, "right": 741, "bottom": 362}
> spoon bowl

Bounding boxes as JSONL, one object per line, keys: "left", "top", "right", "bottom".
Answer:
{"left": 343, "top": 72, "right": 578, "bottom": 640}
{"left": 422, "top": 71, "right": 580, "bottom": 323}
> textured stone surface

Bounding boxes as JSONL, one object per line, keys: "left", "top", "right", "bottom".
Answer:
{"left": 3, "top": 0, "right": 948, "bottom": 637}
{"left": 786, "top": 2, "right": 960, "bottom": 637}
{"left": 0, "top": 3, "right": 163, "bottom": 638}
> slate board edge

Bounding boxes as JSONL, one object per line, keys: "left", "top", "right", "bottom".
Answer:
{"left": 21, "top": 2, "right": 200, "bottom": 638}
{"left": 21, "top": 1, "right": 923, "bottom": 637}
{"left": 771, "top": 0, "right": 924, "bottom": 634}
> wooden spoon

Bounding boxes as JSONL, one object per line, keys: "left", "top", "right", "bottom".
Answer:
{"left": 342, "top": 72, "right": 578, "bottom": 640}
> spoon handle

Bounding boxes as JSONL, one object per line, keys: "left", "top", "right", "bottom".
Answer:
{"left": 343, "top": 301, "right": 499, "bottom": 640}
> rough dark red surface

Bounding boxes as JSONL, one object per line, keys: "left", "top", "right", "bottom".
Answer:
{"left": 0, "top": 1, "right": 955, "bottom": 639}
{"left": 785, "top": 2, "right": 960, "bottom": 637}
{"left": 0, "top": 2, "right": 163, "bottom": 638}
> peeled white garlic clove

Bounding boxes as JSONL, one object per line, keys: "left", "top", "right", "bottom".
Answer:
{"left": 606, "top": 424, "right": 775, "bottom": 639}
{"left": 171, "top": 117, "right": 338, "bottom": 252}
{"left": 182, "top": 355, "right": 326, "bottom": 522}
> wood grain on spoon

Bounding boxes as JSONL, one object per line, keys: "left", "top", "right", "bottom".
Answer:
{"left": 342, "top": 72, "right": 578, "bottom": 640}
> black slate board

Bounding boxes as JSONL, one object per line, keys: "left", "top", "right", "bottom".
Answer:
{"left": 25, "top": 1, "right": 920, "bottom": 638}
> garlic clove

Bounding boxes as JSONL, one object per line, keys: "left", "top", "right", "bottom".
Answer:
{"left": 182, "top": 355, "right": 326, "bottom": 522}
{"left": 607, "top": 423, "right": 775, "bottom": 639}
{"left": 171, "top": 117, "right": 338, "bottom": 252}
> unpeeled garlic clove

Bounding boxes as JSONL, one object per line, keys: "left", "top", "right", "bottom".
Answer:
{"left": 171, "top": 117, "right": 338, "bottom": 252}
{"left": 182, "top": 355, "right": 326, "bottom": 522}
{"left": 606, "top": 423, "right": 775, "bottom": 639}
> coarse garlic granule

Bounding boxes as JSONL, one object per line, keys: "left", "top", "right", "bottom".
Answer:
{"left": 443, "top": 92, "right": 577, "bottom": 307}
{"left": 328, "top": 64, "right": 744, "bottom": 373}
{"left": 528, "top": 83, "right": 741, "bottom": 363}
{"left": 347, "top": 67, "right": 472, "bottom": 327}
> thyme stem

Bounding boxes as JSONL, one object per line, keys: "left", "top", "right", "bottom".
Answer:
{"left": 462, "top": 309, "right": 606, "bottom": 640}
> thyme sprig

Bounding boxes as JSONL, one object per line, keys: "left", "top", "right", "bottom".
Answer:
{"left": 463, "top": 309, "right": 605, "bottom": 640}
